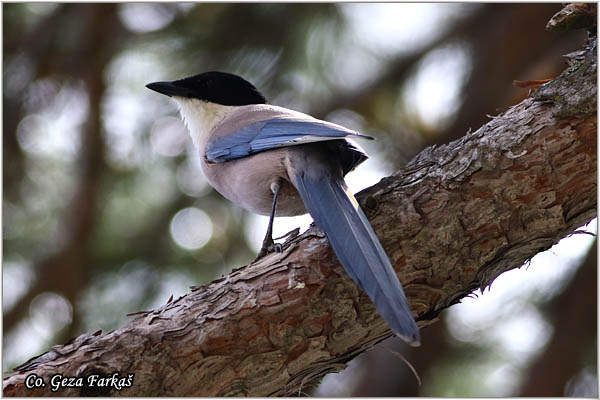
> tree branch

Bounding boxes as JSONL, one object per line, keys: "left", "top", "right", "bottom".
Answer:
{"left": 4, "top": 26, "right": 596, "bottom": 400}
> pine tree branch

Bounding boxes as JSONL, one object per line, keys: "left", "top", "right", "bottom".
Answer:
{"left": 3, "top": 19, "right": 596, "bottom": 400}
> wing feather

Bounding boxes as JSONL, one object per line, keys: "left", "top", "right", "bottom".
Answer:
{"left": 205, "top": 117, "right": 372, "bottom": 163}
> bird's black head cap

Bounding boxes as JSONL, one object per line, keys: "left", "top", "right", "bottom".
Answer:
{"left": 146, "top": 71, "right": 267, "bottom": 106}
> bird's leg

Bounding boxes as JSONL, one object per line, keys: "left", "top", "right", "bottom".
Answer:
{"left": 255, "top": 179, "right": 283, "bottom": 260}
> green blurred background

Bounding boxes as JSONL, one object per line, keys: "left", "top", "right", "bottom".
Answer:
{"left": 3, "top": 3, "right": 596, "bottom": 396}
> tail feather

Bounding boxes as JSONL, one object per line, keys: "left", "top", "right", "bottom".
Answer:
{"left": 295, "top": 173, "right": 420, "bottom": 345}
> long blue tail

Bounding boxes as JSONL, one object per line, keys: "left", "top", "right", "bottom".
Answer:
{"left": 295, "top": 173, "right": 420, "bottom": 345}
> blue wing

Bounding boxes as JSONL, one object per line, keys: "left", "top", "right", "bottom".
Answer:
{"left": 205, "top": 117, "right": 373, "bottom": 163}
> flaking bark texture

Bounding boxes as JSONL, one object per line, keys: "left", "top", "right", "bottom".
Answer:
{"left": 4, "top": 30, "right": 597, "bottom": 400}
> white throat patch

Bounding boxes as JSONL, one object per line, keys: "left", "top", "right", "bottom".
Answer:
{"left": 172, "top": 97, "right": 237, "bottom": 150}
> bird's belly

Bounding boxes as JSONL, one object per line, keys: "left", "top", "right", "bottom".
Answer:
{"left": 201, "top": 152, "right": 306, "bottom": 217}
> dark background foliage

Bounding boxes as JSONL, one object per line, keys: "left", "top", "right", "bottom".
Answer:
{"left": 3, "top": 3, "right": 596, "bottom": 396}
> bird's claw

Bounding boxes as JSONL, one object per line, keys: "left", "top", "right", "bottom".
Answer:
{"left": 254, "top": 239, "right": 283, "bottom": 262}
{"left": 271, "top": 243, "right": 283, "bottom": 253}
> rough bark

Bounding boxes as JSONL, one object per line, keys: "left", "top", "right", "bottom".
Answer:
{"left": 3, "top": 24, "right": 597, "bottom": 400}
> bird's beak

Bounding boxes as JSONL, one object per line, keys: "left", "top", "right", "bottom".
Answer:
{"left": 146, "top": 81, "right": 189, "bottom": 98}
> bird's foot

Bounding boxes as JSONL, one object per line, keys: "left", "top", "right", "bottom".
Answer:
{"left": 254, "top": 238, "right": 283, "bottom": 262}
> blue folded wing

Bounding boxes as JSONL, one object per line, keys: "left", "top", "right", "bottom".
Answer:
{"left": 206, "top": 117, "right": 372, "bottom": 163}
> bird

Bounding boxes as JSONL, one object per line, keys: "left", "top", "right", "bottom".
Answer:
{"left": 146, "top": 71, "right": 420, "bottom": 345}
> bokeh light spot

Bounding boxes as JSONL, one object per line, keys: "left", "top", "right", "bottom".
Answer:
{"left": 29, "top": 292, "right": 73, "bottom": 335}
{"left": 170, "top": 207, "right": 213, "bottom": 250}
